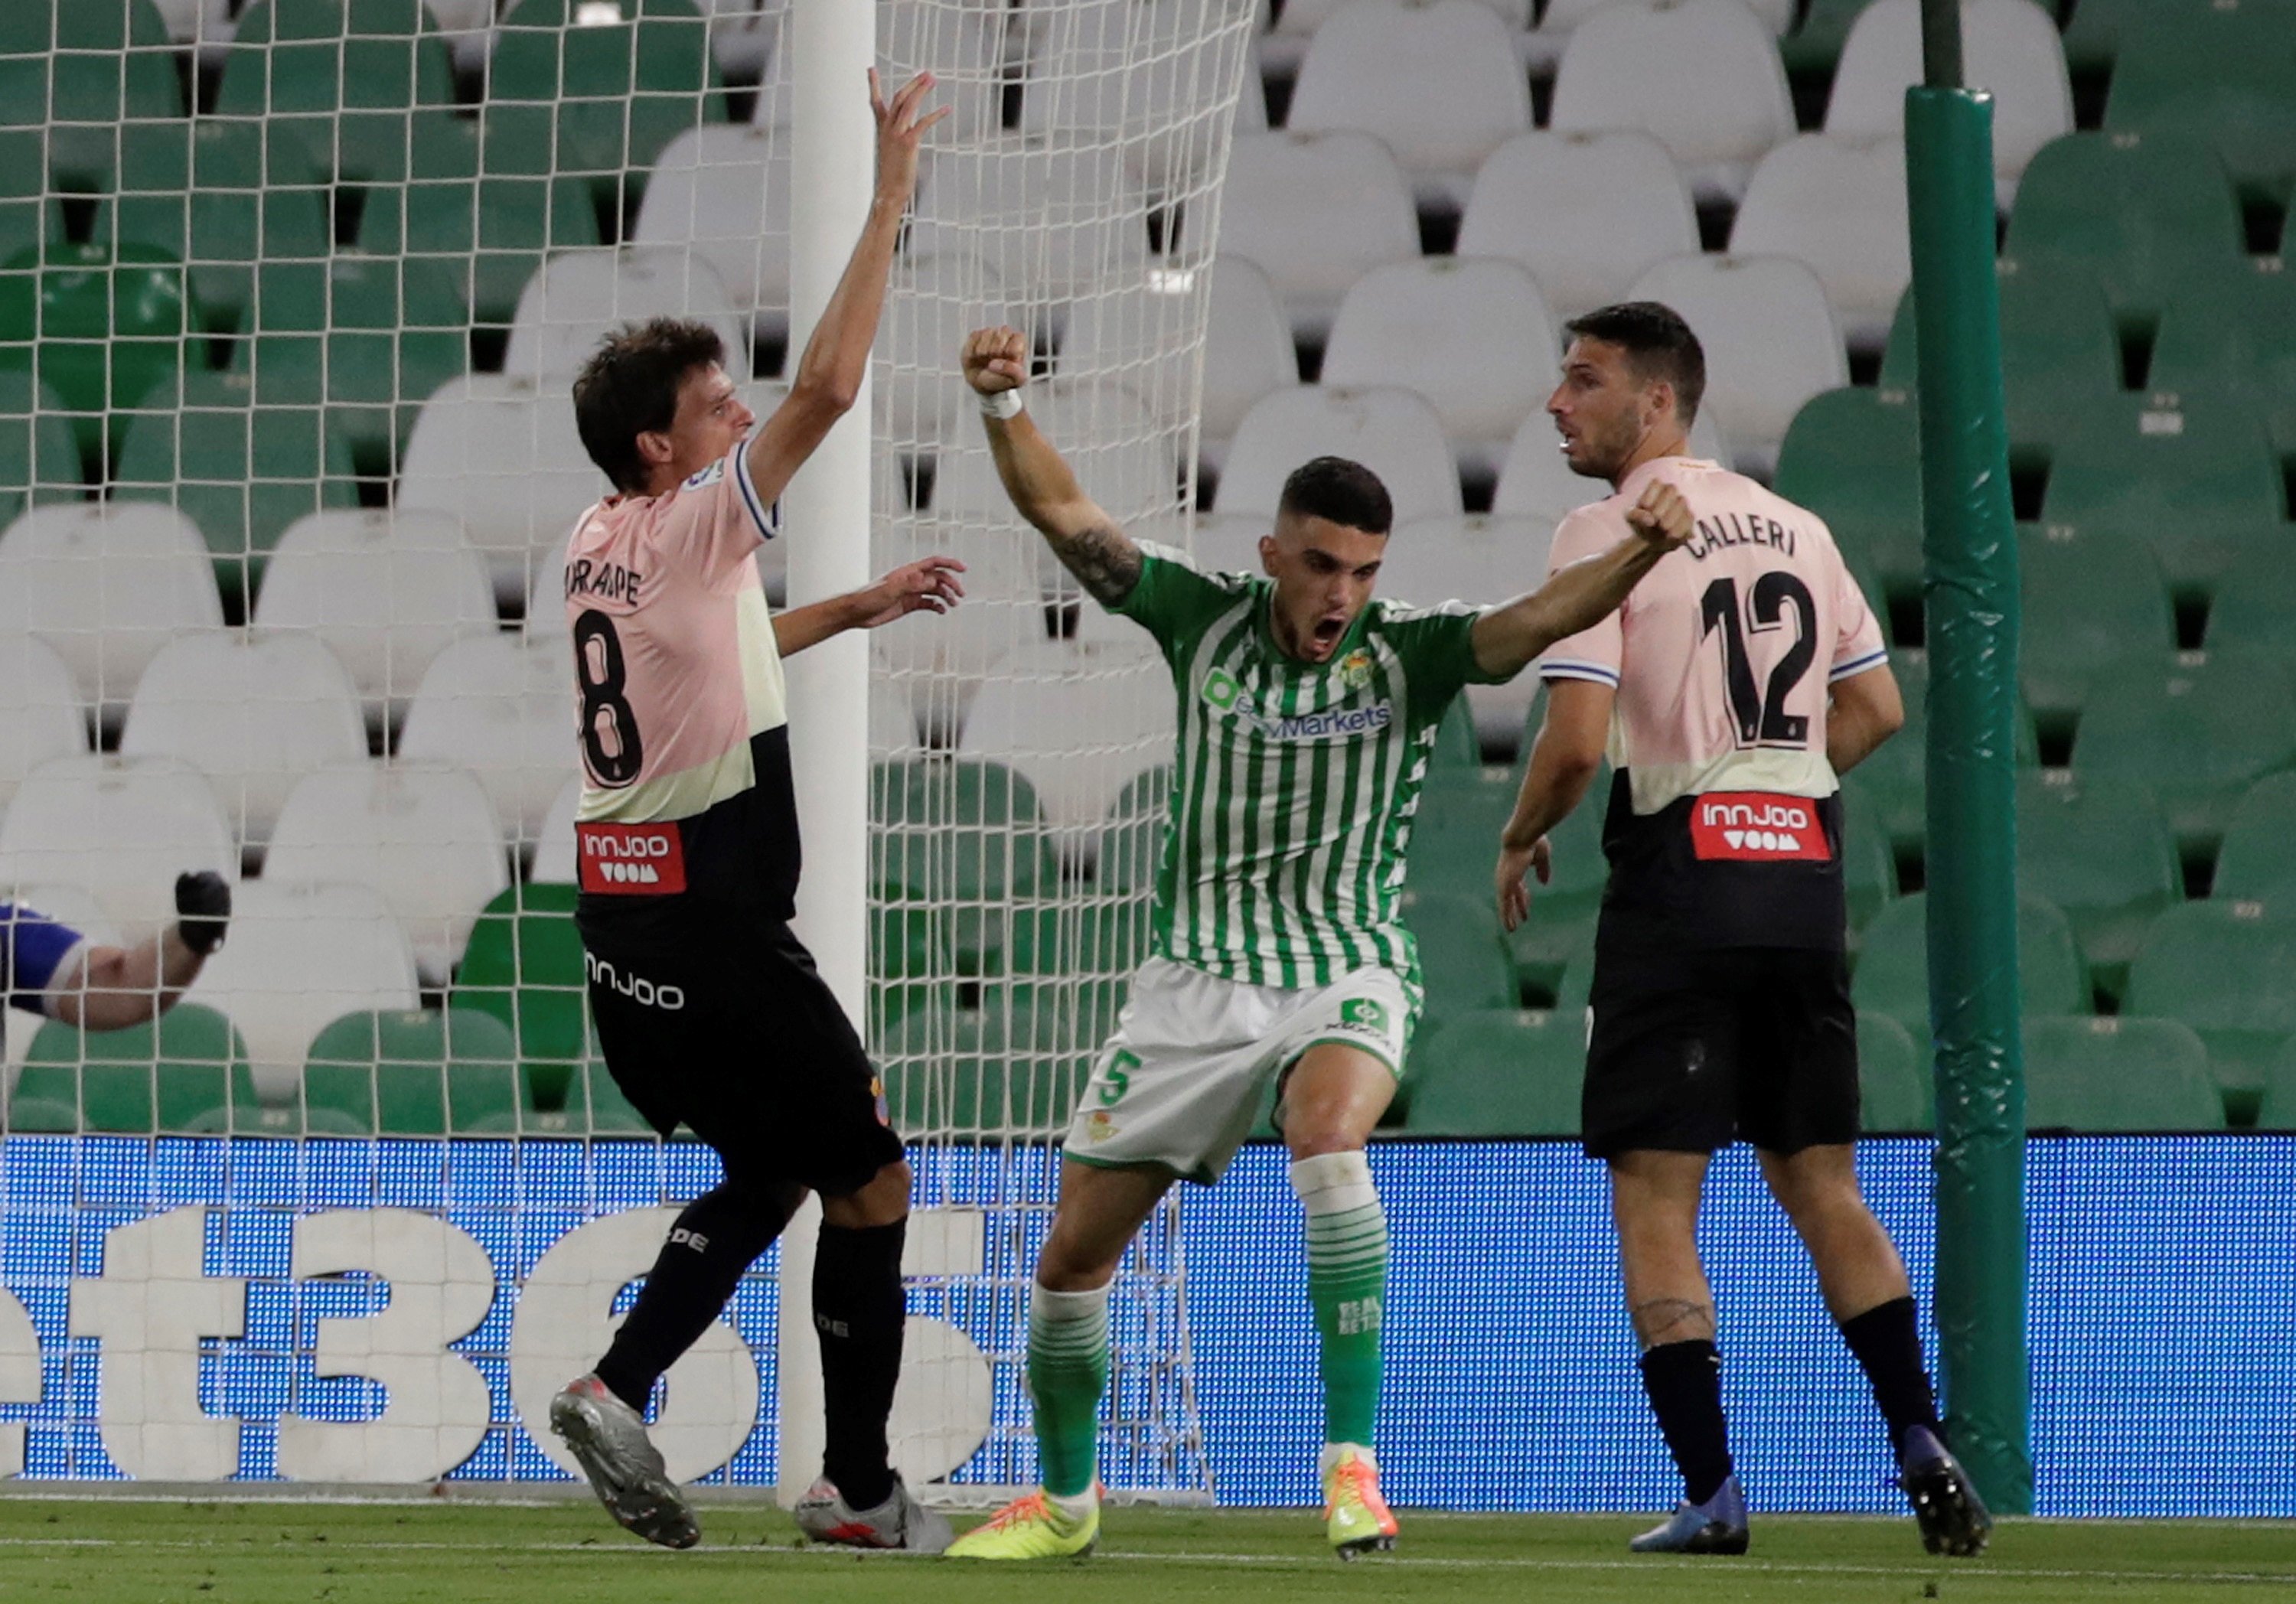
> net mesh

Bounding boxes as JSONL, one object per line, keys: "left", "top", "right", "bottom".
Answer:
{"left": 0, "top": 0, "right": 1254, "bottom": 1499}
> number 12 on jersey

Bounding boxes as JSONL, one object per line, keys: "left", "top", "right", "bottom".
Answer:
{"left": 1699, "top": 573, "right": 1817, "bottom": 749}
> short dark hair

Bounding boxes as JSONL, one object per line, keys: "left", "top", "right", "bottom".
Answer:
{"left": 1277, "top": 455, "right": 1393, "bottom": 536}
{"left": 572, "top": 317, "right": 728, "bottom": 494}
{"left": 1565, "top": 301, "right": 1706, "bottom": 429}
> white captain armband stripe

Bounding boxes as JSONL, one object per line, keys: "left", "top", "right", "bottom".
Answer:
{"left": 1829, "top": 648, "right": 1890, "bottom": 683}
{"left": 1540, "top": 660, "right": 1622, "bottom": 687}
{"left": 732, "top": 442, "right": 779, "bottom": 540}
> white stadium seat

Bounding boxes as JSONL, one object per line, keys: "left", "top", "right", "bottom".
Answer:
{"left": 870, "top": 670, "right": 925, "bottom": 764}
{"left": 1214, "top": 131, "right": 1420, "bottom": 341}
{"left": 1218, "top": 386, "right": 1462, "bottom": 522}
{"left": 1625, "top": 253, "right": 1848, "bottom": 477}
{"left": 396, "top": 633, "right": 579, "bottom": 855}
{"left": 632, "top": 125, "right": 791, "bottom": 334}
{"left": 0, "top": 634, "right": 88, "bottom": 808}
{"left": 1319, "top": 258, "right": 1558, "bottom": 478}
{"left": 0, "top": 755, "right": 236, "bottom": 935}
{"left": 0, "top": 503, "right": 223, "bottom": 711}
{"left": 1264, "top": 0, "right": 1529, "bottom": 72}
{"left": 1022, "top": 0, "right": 1268, "bottom": 197}
{"left": 1457, "top": 131, "right": 1699, "bottom": 321}
{"left": 267, "top": 765, "right": 508, "bottom": 987}
{"left": 398, "top": 375, "right": 608, "bottom": 606}
{"left": 530, "top": 772, "right": 580, "bottom": 886}
{"left": 753, "top": 2, "right": 1007, "bottom": 145}
{"left": 930, "top": 378, "right": 1179, "bottom": 536}
{"left": 1548, "top": 0, "right": 1795, "bottom": 204}
{"left": 501, "top": 246, "right": 750, "bottom": 385}
{"left": 1731, "top": 135, "right": 1912, "bottom": 354}
{"left": 1287, "top": 0, "right": 1533, "bottom": 212}
{"left": 1493, "top": 405, "right": 1733, "bottom": 523}
{"left": 188, "top": 879, "right": 420, "bottom": 1100}
{"left": 867, "top": 520, "right": 1044, "bottom": 718}
{"left": 118, "top": 631, "right": 368, "bottom": 851}
{"left": 1383, "top": 513, "right": 1559, "bottom": 745}
{"left": 696, "top": 0, "right": 781, "bottom": 77}
{"left": 909, "top": 138, "right": 1152, "bottom": 313}
{"left": 1199, "top": 256, "right": 1296, "bottom": 464}
{"left": 1825, "top": 0, "right": 2070, "bottom": 207}
{"left": 874, "top": 253, "right": 1017, "bottom": 452}
{"left": 253, "top": 509, "right": 499, "bottom": 723}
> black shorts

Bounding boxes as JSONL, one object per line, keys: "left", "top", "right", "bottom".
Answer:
{"left": 1581, "top": 942, "right": 1859, "bottom": 1160}
{"left": 576, "top": 897, "right": 903, "bottom": 1198}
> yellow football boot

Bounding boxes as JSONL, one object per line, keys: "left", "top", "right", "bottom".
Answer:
{"left": 944, "top": 1489, "right": 1099, "bottom": 1560}
{"left": 1322, "top": 1446, "right": 1398, "bottom": 1560}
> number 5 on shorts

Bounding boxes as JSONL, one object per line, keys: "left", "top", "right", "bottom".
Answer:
{"left": 1095, "top": 1049, "right": 1139, "bottom": 1108}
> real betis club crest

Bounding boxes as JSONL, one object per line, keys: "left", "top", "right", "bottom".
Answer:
{"left": 1339, "top": 648, "right": 1373, "bottom": 690}
{"left": 1339, "top": 997, "right": 1389, "bottom": 1033}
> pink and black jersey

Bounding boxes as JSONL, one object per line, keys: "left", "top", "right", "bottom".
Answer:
{"left": 563, "top": 441, "right": 796, "bottom": 914}
{"left": 1539, "top": 456, "right": 1888, "bottom": 950}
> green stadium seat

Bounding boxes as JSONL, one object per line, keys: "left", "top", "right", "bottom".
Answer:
{"left": 2004, "top": 132, "right": 2250, "bottom": 336}
{"left": 2256, "top": 1033, "right": 2296, "bottom": 1132}
{"left": 1845, "top": 650, "right": 2040, "bottom": 865}
{"left": 305, "top": 1007, "right": 523, "bottom": 1136}
{"left": 2069, "top": 653, "right": 2296, "bottom": 859}
{"left": 215, "top": 0, "right": 458, "bottom": 184}
{"left": 1400, "top": 888, "right": 1516, "bottom": 1032}
{"left": 112, "top": 367, "right": 357, "bottom": 607}
{"left": 1880, "top": 258, "right": 2123, "bottom": 477}
{"left": 2017, "top": 522, "right": 2175, "bottom": 732}
{"left": 455, "top": 882, "right": 587, "bottom": 1111}
{"left": 0, "top": 0, "right": 185, "bottom": 191}
{"left": 868, "top": 901, "right": 957, "bottom": 1038}
{"left": 2125, "top": 898, "right": 2296, "bottom": 1121}
{"left": 0, "top": 243, "right": 189, "bottom": 471}
{"left": 2198, "top": 539, "right": 2296, "bottom": 682}
{"left": 2038, "top": 392, "right": 2287, "bottom": 599}
{"left": 873, "top": 758, "right": 1056, "bottom": 976}
{"left": 4, "top": 1064, "right": 82, "bottom": 1133}
{"left": 18, "top": 1003, "right": 256, "bottom": 1134}
{"left": 883, "top": 1004, "right": 1086, "bottom": 1139}
{"left": 1857, "top": 1012, "right": 1929, "bottom": 1133}
{"left": 2102, "top": 5, "right": 2296, "bottom": 204}
{"left": 577, "top": 1058, "right": 657, "bottom": 1136}
{"left": 1778, "top": 0, "right": 1880, "bottom": 77}
{"left": 1430, "top": 696, "right": 1479, "bottom": 771}
{"left": 1499, "top": 777, "right": 1609, "bottom": 989}
{"left": 0, "top": 372, "right": 86, "bottom": 528}
{"left": 2016, "top": 771, "right": 2180, "bottom": 1001}
{"left": 1097, "top": 765, "right": 1170, "bottom": 896}
{"left": 2023, "top": 1014, "right": 2226, "bottom": 1133}
{"left": 1771, "top": 385, "right": 1921, "bottom": 602}
{"left": 1404, "top": 1008, "right": 1582, "bottom": 1138}
{"left": 1851, "top": 891, "right": 2089, "bottom": 1037}
{"left": 2149, "top": 262, "right": 2296, "bottom": 483}
{"left": 1409, "top": 764, "right": 1518, "bottom": 901}
{"left": 481, "top": 0, "right": 729, "bottom": 215}
{"left": 1838, "top": 780, "right": 1895, "bottom": 933}
{"left": 2213, "top": 774, "right": 2296, "bottom": 909}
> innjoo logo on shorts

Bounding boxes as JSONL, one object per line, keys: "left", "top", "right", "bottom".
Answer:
{"left": 1688, "top": 792, "right": 1833, "bottom": 862}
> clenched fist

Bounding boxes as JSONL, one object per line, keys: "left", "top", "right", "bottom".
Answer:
{"left": 962, "top": 326, "right": 1029, "bottom": 396}
{"left": 1626, "top": 479, "right": 1694, "bottom": 551}
{"left": 174, "top": 871, "right": 231, "bottom": 957}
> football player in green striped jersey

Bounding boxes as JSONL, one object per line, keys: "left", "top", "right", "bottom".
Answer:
{"left": 942, "top": 327, "right": 1691, "bottom": 1562}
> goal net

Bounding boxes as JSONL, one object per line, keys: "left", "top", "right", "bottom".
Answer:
{"left": 0, "top": 0, "right": 1254, "bottom": 1501}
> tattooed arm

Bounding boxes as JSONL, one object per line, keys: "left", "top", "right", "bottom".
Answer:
{"left": 961, "top": 324, "right": 1143, "bottom": 608}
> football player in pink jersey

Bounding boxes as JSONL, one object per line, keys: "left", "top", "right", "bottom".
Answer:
{"left": 544, "top": 71, "right": 965, "bottom": 1556}
{"left": 1495, "top": 303, "right": 1990, "bottom": 1559}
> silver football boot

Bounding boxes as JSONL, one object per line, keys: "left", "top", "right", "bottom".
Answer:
{"left": 793, "top": 1473, "right": 954, "bottom": 1553}
{"left": 550, "top": 1374, "right": 700, "bottom": 1550}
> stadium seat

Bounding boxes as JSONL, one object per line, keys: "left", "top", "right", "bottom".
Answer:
{"left": 1824, "top": 0, "right": 2069, "bottom": 206}
{"left": 1286, "top": 0, "right": 1531, "bottom": 211}
{"left": 1493, "top": 406, "right": 1731, "bottom": 527}
{"left": 482, "top": 0, "right": 729, "bottom": 214}
{"left": 117, "top": 630, "right": 367, "bottom": 850}
{"left": 872, "top": 253, "right": 1017, "bottom": 454}
{"left": 1265, "top": 0, "right": 1531, "bottom": 72}
{"left": 0, "top": 374, "right": 82, "bottom": 530}
{"left": 1321, "top": 259, "right": 1557, "bottom": 479}
{"left": 1850, "top": 891, "right": 2089, "bottom": 1036}
{"left": 873, "top": 757, "right": 1057, "bottom": 976}
{"left": 1378, "top": 514, "right": 1554, "bottom": 746}
{"left": 1857, "top": 1011, "right": 1930, "bottom": 1133}
{"left": 397, "top": 374, "right": 608, "bottom": 604}
{"left": 1838, "top": 781, "right": 1896, "bottom": 934}
{"left": 2212, "top": 774, "right": 2296, "bottom": 908}
{"left": 2004, "top": 131, "right": 2249, "bottom": 335}
{"left": 1770, "top": 384, "right": 1921, "bottom": 601}
{"left": 455, "top": 882, "right": 586, "bottom": 1100}
{"left": 1404, "top": 1008, "right": 1583, "bottom": 1138}
{"left": 395, "top": 633, "right": 578, "bottom": 853}
{"left": 0, "top": 242, "right": 191, "bottom": 468}
{"left": 2102, "top": 5, "right": 2296, "bottom": 205}
{"left": 2016, "top": 772, "right": 2180, "bottom": 999}
{"left": 0, "top": 503, "right": 223, "bottom": 711}
{"left": 16, "top": 1002, "right": 259, "bottom": 1136}
{"left": 188, "top": 879, "right": 421, "bottom": 1101}
{"left": 2203, "top": 540, "right": 2296, "bottom": 694}
{"left": 113, "top": 368, "right": 358, "bottom": 607}
{"left": 1202, "top": 257, "right": 1297, "bottom": 465}
{"left": 530, "top": 774, "right": 580, "bottom": 885}
{"left": 2148, "top": 262, "right": 2296, "bottom": 478}
{"left": 631, "top": 124, "right": 790, "bottom": 338}
{"left": 1212, "top": 132, "right": 1420, "bottom": 341}
{"left": 503, "top": 246, "right": 749, "bottom": 384}
{"left": 304, "top": 1007, "right": 523, "bottom": 1136}
{"left": 909, "top": 138, "right": 1150, "bottom": 318}
{"left": 251, "top": 510, "right": 499, "bottom": 725}
{"left": 0, "top": 0, "right": 185, "bottom": 191}
{"left": 2017, "top": 523, "right": 2176, "bottom": 730}
{"left": 956, "top": 641, "right": 1178, "bottom": 859}
{"left": 2023, "top": 1015, "right": 2226, "bottom": 1133}
{"left": 0, "top": 633, "right": 86, "bottom": 809}
{"left": 0, "top": 755, "right": 235, "bottom": 935}
{"left": 1019, "top": 0, "right": 1263, "bottom": 197}
{"left": 2125, "top": 899, "right": 2296, "bottom": 1121}
{"left": 214, "top": 0, "right": 458, "bottom": 184}
{"left": 1096, "top": 765, "right": 1172, "bottom": 898}
{"left": 1404, "top": 887, "right": 1518, "bottom": 1029}
{"left": 881, "top": 1005, "right": 1088, "bottom": 1139}
{"left": 1218, "top": 386, "right": 1462, "bottom": 522}
{"left": 1626, "top": 253, "right": 1847, "bottom": 478}
{"left": 2257, "top": 1029, "right": 2296, "bottom": 1132}
{"left": 1730, "top": 136, "right": 1910, "bottom": 354}
{"left": 2071, "top": 654, "right": 2296, "bottom": 859}
{"left": 1457, "top": 132, "right": 1698, "bottom": 324}
{"left": 2038, "top": 393, "right": 2285, "bottom": 601}
{"left": 1490, "top": 764, "right": 1610, "bottom": 988}
{"left": 572, "top": 1056, "right": 654, "bottom": 1136}
{"left": 1548, "top": 0, "right": 1796, "bottom": 205}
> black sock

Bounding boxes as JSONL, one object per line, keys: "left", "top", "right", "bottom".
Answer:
{"left": 594, "top": 1182, "right": 798, "bottom": 1412}
{"left": 813, "top": 1219, "right": 908, "bottom": 1512}
{"left": 1639, "top": 1339, "right": 1733, "bottom": 1505}
{"left": 1838, "top": 1296, "right": 1940, "bottom": 1457}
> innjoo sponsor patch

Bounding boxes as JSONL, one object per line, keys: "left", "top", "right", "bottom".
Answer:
{"left": 1688, "top": 792, "right": 1832, "bottom": 862}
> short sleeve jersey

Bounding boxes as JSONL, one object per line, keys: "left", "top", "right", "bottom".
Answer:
{"left": 1, "top": 902, "right": 87, "bottom": 1048}
{"left": 562, "top": 441, "right": 795, "bottom": 914}
{"left": 1538, "top": 456, "right": 1888, "bottom": 950}
{"left": 1114, "top": 543, "right": 1504, "bottom": 991}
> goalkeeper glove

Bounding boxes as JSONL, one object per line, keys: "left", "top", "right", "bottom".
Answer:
{"left": 174, "top": 871, "right": 231, "bottom": 957}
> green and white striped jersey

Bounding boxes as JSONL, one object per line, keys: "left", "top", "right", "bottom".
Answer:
{"left": 1113, "top": 543, "right": 1502, "bottom": 991}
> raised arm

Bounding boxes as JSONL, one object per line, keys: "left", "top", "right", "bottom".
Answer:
{"left": 744, "top": 70, "right": 947, "bottom": 509}
{"left": 1469, "top": 480, "right": 1694, "bottom": 680}
{"left": 50, "top": 873, "right": 230, "bottom": 1032}
{"left": 961, "top": 325, "right": 1143, "bottom": 608}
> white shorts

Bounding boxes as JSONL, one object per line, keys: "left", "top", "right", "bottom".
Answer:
{"left": 1063, "top": 957, "right": 1417, "bottom": 1185}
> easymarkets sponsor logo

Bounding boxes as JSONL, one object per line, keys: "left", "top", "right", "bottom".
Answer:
{"left": 1200, "top": 668, "right": 1394, "bottom": 742}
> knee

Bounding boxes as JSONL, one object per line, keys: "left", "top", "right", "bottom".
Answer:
{"left": 1035, "top": 1241, "right": 1120, "bottom": 1294}
{"left": 1283, "top": 1126, "right": 1362, "bottom": 1162}
{"left": 821, "top": 1159, "right": 912, "bottom": 1230}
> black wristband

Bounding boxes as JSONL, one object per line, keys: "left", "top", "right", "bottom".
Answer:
{"left": 174, "top": 871, "right": 232, "bottom": 957}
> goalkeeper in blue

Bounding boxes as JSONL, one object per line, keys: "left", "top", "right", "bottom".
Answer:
{"left": 944, "top": 327, "right": 1693, "bottom": 1561}
{"left": 2, "top": 874, "right": 231, "bottom": 1047}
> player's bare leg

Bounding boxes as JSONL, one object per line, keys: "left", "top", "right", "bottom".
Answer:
{"left": 1280, "top": 1043, "right": 1402, "bottom": 1559}
{"left": 1761, "top": 1145, "right": 1991, "bottom": 1557}
{"left": 1609, "top": 1149, "right": 1748, "bottom": 1554}
{"left": 946, "top": 1160, "right": 1176, "bottom": 1560}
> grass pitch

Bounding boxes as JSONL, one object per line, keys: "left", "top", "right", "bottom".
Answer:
{"left": 0, "top": 1498, "right": 2289, "bottom": 1603}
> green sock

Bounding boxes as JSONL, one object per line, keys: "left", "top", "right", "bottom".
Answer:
{"left": 1027, "top": 1285, "right": 1109, "bottom": 1498}
{"left": 1294, "top": 1151, "right": 1388, "bottom": 1450}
